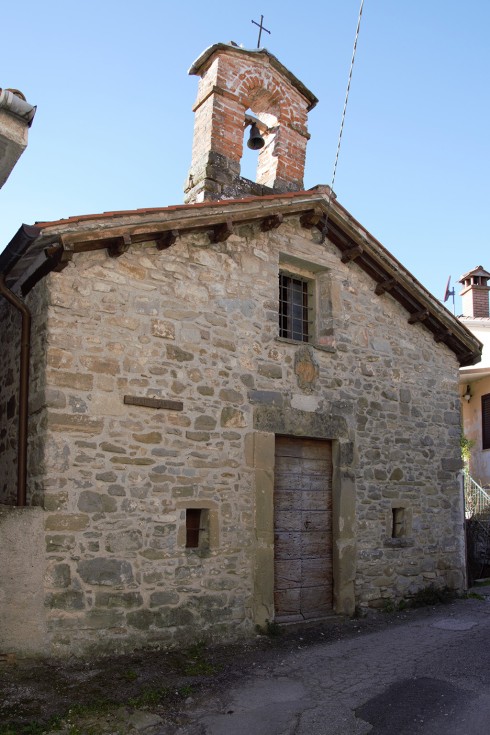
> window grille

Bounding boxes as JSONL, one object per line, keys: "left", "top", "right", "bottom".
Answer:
{"left": 278, "top": 272, "right": 312, "bottom": 342}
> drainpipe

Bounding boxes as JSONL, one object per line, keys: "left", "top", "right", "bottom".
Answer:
{"left": 0, "top": 276, "right": 30, "bottom": 506}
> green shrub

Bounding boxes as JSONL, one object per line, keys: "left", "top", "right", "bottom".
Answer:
{"left": 409, "top": 585, "right": 456, "bottom": 608}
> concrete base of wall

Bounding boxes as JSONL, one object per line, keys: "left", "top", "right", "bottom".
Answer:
{"left": 0, "top": 507, "right": 47, "bottom": 656}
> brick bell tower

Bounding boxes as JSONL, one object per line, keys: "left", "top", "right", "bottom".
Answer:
{"left": 184, "top": 42, "right": 318, "bottom": 204}
{"left": 459, "top": 266, "right": 490, "bottom": 318}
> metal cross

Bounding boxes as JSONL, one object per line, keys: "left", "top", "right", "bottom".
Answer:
{"left": 251, "top": 14, "right": 271, "bottom": 48}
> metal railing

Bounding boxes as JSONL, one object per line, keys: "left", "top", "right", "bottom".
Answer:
{"left": 464, "top": 471, "right": 490, "bottom": 520}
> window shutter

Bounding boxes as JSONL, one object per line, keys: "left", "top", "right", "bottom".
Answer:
{"left": 482, "top": 394, "right": 490, "bottom": 450}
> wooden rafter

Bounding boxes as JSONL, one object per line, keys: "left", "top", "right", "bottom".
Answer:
{"left": 261, "top": 214, "right": 284, "bottom": 232}
{"left": 8, "top": 193, "right": 481, "bottom": 368}
{"left": 375, "top": 278, "right": 397, "bottom": 296}
{"left": 107, "top": 234, "right": 131, "bottom": 258}
{"left": 209, "top": 218, "right": 234, "bottom": 243}
{"left": 434, "top": 329, "right": 452, "bottom": 344}
{"left": 300, "top": 207, "right": 323, "bottom": 229}
{"left": 408, "top": 309, "right": 430, "bottom": 325}
{"left": 341, "top": 245, "right": 363, "bottom": 263}
{"left": 51, "top": 238, "right": 74, "bottom": 272}
{"left": 156, "top": 230, "right": 179, "bottom": 251}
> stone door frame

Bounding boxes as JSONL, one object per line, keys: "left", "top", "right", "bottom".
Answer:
{"left": 246, "top": 407, "right": 357, "bottom": 627}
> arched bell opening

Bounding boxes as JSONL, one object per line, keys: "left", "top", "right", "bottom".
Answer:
{"left": 240, "top": 108, "right": 278, "bottom": 186}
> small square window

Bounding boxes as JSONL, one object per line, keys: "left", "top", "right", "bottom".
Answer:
{"left": 392, "top": 508, "right": 406, "bottom": 538}
{"left": 278, "top": 272, "right": 312, "bottom": 342}
{"left": 185, "top": 508, "right": 209, "bottom": 549}
{"left": 186, "top": 509, "right": 201, "bottom": 548}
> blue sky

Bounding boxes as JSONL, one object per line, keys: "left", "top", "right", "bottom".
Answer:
{"left": 2, "top": 1, "right": 489, "bottom": 312}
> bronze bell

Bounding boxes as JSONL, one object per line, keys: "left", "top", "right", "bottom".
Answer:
{"left": 247, "top": 123, "right": 265, "bottom": 150}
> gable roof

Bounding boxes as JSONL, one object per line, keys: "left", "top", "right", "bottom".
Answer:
{"left": 188, "top": 43, "right": 318, "bottom": 112}
{"left": 0, "top": 189, "right": 482, "bottom": 367}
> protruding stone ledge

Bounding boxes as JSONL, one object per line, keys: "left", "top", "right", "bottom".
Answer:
{"left": 123, "top": 395, "right": 184, "bottom": 411}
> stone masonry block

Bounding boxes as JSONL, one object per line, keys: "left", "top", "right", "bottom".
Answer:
{"left": 78, "top": 558, "right": 134, "bottom": 586}
{"left": 253, "top": 432, "right": 275, "bottom": 470}
{"left": 45, "top": 514, "right": 89, "bottom": 532}
{"left": 255, "top": 468, "right": 274, "bottom": 536}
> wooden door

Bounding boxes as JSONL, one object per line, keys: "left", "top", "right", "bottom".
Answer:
{"left": 274, "top": 436, "right": 333, "bottom": 621}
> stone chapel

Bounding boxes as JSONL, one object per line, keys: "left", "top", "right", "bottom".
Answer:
{"left": 0, "top": 43, "right": 482, "bottom": 656}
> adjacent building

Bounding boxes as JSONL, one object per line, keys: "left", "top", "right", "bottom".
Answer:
{"left": 459, "top": 266, "right": 490, "bottom": 486}
{"left": 0, "top": 87, "right": 36, "bottom": 190}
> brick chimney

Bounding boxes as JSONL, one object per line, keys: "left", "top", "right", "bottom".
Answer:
{"left": 184, "top": 43, "right": 318, "bottom": 204}
{"left": 459, "top": 266, "right": 490, "bottom": 318}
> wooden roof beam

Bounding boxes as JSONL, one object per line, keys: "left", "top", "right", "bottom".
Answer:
{"left": 341, "top": 245, "right": 363, "bottom": 263}
{"left": 434, "top": 328, "right": 452, "bottom": 344}
{"left": 460, "top": 350, "right": 481, "bottom": 366}
{"left": 261, "top": 214, "right": 284, "bottom": 232}
{"left": 408, "top": 309, "right": 430, "bottom": 325}
{"left": 108, "top": 234, "right": 131, "bottom": 258}
{"left": 375, "top": 278, "right": 397, "bottom": 296}
{"left": 155, "top": 230, "right": 179, "bottom": 251}
{"left": 51, "top": 238, "right": 74, "bottom": 272}
{"left": 300, "top": 207, "right": 324, "bottom": 229}
{"left": 209, "top": 218, "right": 234, "bottom": 243}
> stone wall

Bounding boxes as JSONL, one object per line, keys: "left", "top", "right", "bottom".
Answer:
{"left": 0, "top": 217, "right": 465, "bottom": 655}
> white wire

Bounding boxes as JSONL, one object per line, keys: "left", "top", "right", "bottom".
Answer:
{"left": 322, "top": 0, "right": 365, "bottom": 241}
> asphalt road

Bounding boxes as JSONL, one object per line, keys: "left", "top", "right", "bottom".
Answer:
{"left": 176, "top": 593, "right": 490, "bottom": 735}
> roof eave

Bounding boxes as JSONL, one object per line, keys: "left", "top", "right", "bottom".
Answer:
{"left": 1, "top": 191, "right": 482, "bottom": 367}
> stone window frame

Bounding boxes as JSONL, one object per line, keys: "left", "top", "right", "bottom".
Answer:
{"left": 176, "top": 500, "right": 219, "bottom": 554}
{"left": 185, "top": 508, "right": 205, "bottom": 548}
{"left": 384, "top": 503, "right": 414, "bottom": 548}
{"left": 246, "top": 406, "right": 357, "bottom": 626}
{"left": 391, "top": 507, "right": 406, "bottom": 538}
{"left": 276, "top": 253, "right": 335, "bottom": 353}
